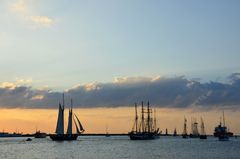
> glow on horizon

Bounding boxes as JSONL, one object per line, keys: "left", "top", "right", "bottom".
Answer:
{"left": 0, "top": 107, "right": 239, "bottom": 135}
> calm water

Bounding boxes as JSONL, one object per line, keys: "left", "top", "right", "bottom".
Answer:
{"left": 0, "top": 136, "right": 239, "bottom": 159}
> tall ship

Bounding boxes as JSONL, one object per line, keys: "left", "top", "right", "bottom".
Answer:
{"left": 128, "top": 102, "right": 160, "bottom": 140}
{"left": 173, "top": 128, "right": 177, "bottom": 136}
{"left": 182, "top": 117, "right": 188, "bottom": 138}
{"left": 50, "top": 94, "right": 85, "bottom": 141}
{"left": 213, "top": 111, "right": 233, "bottom": 141}
{"left": 189, "top": 117, "right": 199, "bottom": 138}
{"left": 199, "top": 117, "right": 207, "bottom": 139}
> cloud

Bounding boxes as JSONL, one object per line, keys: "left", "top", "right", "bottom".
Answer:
{"left": 8, "top": 0, "right": 55, "bottom": 28}
{"left": 28, "top": 16, "right": 54, "bottom": 27}
{"left": 0, "top": 73, "right": 240, "bottom": 109}
{"left": 31, "top": 95, "right": 44, "bottom": 100}
{"left": 9, "top": 0, "right": 27, "bottom": 13}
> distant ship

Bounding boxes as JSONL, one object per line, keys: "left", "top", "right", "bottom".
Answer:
{"left": 199, "top": 117, "right": 207, "bottom": 139}
{"left": 173, "top": 128, "right": 177, "bottom": 136}
{"left": 105, "top": 125, "right": 110, "bottom": 137}
{"left": 214, "top": 111, "right": 233, "bottom": 141}
{"left": 0, "top": 131, "right": 22, "bottom": 137}
{"left": 189, "top": 117, "right": 200, "bottom": 138}
{"left": 0, "top": 132, "right": 22, "bottom": 137}
{"left": 182, "top": 117, "right": 188, "bottom": 138}
{"left": 50, "top": 94, "right": 84, "bottom": 141}
{"left": 34, "top": 130, "right": 47, "bottom": 138}
{"left": 128, "top": 102, "right": 160, "bottom": 140}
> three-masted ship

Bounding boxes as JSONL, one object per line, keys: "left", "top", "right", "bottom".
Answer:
{"left": 50, "top": 94, "right": 84, "bottom": 141}
{"left": 128, "top": 102, "right": 160, "bottom": 140}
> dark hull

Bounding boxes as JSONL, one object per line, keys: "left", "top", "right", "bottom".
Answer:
{"left": 129, "top": 133, "right": 159, "bottom": 140}
{"left": 189, "top": 134, "right": 200, "bottom": 138}
{"left": 218, "top": 134, "right": 229, "bottom": 141}
{"left": 182, "top": 134, "right": 188, "bottom": 138}
{"left": 35, "top": 133, "right": 47, "bottom": 138}
{"left": 200, "top": 135, "right": 207, "bottom": 139}
{"left": 50, "top": 134, "right": 78, "bottom": 141}
{"left": 35, "top": 135, "right": 47, "bottom": 138}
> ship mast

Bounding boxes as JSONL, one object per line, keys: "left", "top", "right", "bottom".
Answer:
{"left": 223, "top": 111, "right": 225, "bottom": 127}
{"left": 135, "top": 103, "right": 138, "bottom": 133}
{"left": 154, "top": 108, "right": 156, "bottom": 131}
{"left": 147, "top": 101, "right": 150, "bottom": 133}
{"left": 141, "top": 101, "right": 144, "bottom": 133}
{"left": 200, "top": 117, "right": 206, "bottom": 135}
{"left": 62, "top": 93, "right": 65, "bottom": 109}
{"left": 183, "top": 116, "right": 187, "bottom": 135}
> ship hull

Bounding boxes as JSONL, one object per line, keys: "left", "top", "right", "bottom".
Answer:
{"left": 200, "top": 135, "right": 207, "bottom": 139}
{"left": 189, "top": 134, "right": 200, "bottom": 138}
{"left": 35, "top": 132, "right": 47, "bottom": 138}
{"left": 218, "top": 134, "right": 229, "bottom": 141}
{"left": 129, "top": 133, "right": 159, "bottom": 140}
{"left": 50, "top": 134, "right": 78, "bottom": 141}
{"left": 35, "top": 135, "right": 47, "bottom": 138}
{"left": 182, "top": 134, "right": 188, "bottom": 138}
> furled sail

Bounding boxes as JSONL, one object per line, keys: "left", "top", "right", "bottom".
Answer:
{"left": 74, "top": 114, "right": 84, "bottom": 132}
{"left": 200, "top": 117, "right": 206, "bottom": 135}
{"left": 55, "top": 103, "right": 64, "bottom": 134}
{"left": 66, "top": 108, "right": 73, "bottom": 135}
{"left": 182, "top": 117, "right": 187, "bottom": 135}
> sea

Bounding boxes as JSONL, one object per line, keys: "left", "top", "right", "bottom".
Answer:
{"left": 0, "top": 136, "right": 239, "bottom": 159}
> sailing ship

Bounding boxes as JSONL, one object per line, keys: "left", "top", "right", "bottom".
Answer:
{"left": 182, "top": 117, "right": 188, "bottom": 138}
{"left": 199, "top": 117, "right": 207, "bottom": 139}
{"left": 189, "top": 117, "right": 199, "bottom": 138}
{"left": 128, "top": 102, "right": 160, "bottom": 140}
{"left": 50, "top": 94, "right": 84, "bottom": 141}
{"left": 105, "top": 125, "right": 110, "bottom": 137}
{"left": 214, "top": 111, "right": 232, "bottom": 141}
{"left": 173, "top": 128, "right": 177, "bottom": 136}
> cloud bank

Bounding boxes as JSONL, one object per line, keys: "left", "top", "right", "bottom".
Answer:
{"left": 0, "top": 73, "right": 240, "bottom": 109}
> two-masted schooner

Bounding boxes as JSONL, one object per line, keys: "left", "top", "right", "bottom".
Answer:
{"left": 50, "top": 94, "right": 84, "bottom": 141}
{"left": 128, "top": 101, "right": 160, "bottom": 140}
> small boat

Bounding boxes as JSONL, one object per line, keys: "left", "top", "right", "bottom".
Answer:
{"left": 199, "top": 117, "right": 207, "bottom": 139}
{"left": 26, "top": 138, "right": 32, "bottom": 141}
{"left": 182, "top": 117, "right": 188, "bottom": 138}
{"left": 129, "top": 102, "right": 160, "bottom": 140}
{"left": 50, "top": 95, "right": 84, "bottom": 141}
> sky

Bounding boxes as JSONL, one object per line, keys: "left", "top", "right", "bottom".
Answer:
{"left": 0, "top": 108, "right": 239, "bottom": 135}
{"left": 0, "top": 0, "right": 240, "bottom": 89}
{"left": 0, "top": 0, "right": 240, "bottom": 134}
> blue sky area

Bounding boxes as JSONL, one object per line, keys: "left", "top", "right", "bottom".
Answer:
{"left": 0, "top": 0, "right": 240, "bottom": 89}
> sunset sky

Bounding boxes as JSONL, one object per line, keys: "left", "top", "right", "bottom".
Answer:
{"left": 0, "top": 0, "right": 240, "bottom": 134}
